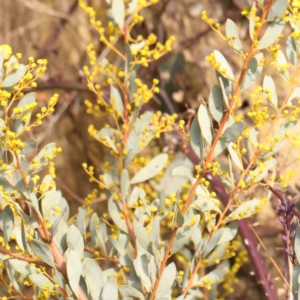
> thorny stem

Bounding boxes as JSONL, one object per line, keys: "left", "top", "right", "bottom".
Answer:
{"left": 149, "top": 1, "right": 274, "bottom": 298}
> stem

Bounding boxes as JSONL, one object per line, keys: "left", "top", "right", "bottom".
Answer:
{"left": 182, "top": 255, "right": 202, "bottom": 296}
{"left": 0, "top": 246, "right": 49, "bottom": 267}
{"left": 148, "top": 225, "right": 178, "bottom": 300}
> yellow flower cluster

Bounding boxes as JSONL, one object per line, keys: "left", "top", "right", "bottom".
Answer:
{"left": 205, "top": 52, "right": 228, "bottom": 77}
{"left": 130, "top": 34, "right": 175, "bottom": 68}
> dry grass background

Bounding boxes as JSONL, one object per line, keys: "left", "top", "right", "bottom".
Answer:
{"left": 0, "top": 0, "right": 299, "bottom": 298}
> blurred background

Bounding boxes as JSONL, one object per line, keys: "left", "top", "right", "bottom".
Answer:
{"left": 0, "top": 0, "right": 297, "bottom": 298}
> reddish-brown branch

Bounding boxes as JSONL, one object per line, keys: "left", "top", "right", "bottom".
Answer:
{"left": 150, "top": 1, "right": 276, "bottom": 298}
{"left": 149, "top": 225, "right": 178, "bottom": 300}
{"left": 0, "top": 246, "right": 49, "bottom": 267}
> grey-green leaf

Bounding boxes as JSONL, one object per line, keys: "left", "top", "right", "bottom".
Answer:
{"left": 111, "top": 84, "right": 124, "bottom": 116}
{"left": 209, "top": 85, "right": 224, "bottom": 123}
{"left": 121, "top": 169, "right": 130, "bottom": 202}
{"left": 66, "top": 251, "right": 81, "bottom": 298}
{"left": 3, "top": 205, "right": 14, "bottom": 244}
{"left": 83, "top": 258, "right": 103, "bottom": 300}
{"left": 286, "top": 36, "right": 297, "bottom": 67}
{"left": 31, "top": 239, "right": 55, "bottom": 268}
{"left": 190, "top": 117, "right": 204, "bottom": 162}
{"left": 225, "top": 19, "right": 243, "bottom": 53}
{"left": 196, "top": 260, "right": 229, "bottom": 286}
{"left": 257, "top": 19, "right": 285, "bottom": 50}
{"left": 130, "top": 153, "right": 168, "bottom": 184}
{"left": 170, "top": 215, "right": 200, "bottom": 255}
{"left": 203, "top": 228, "right": 224, "bottom": 258}
{"left": 295, "top": 223, "right": 300, "bottom": 264}
{"left": 102, "top": 276, "right": 118, "bottom": 300}
{"left": 21, "top": 139, "right": 37, "bottom": 155}
{"left": 240, "top": 53, "right": 263, "bottom": 91}
{"left": 263, "top": 75, "right": 278, "bottom": 108}
{"left": 119, "top": 285, "right": 145, "bottom": 299}
{"left": 3, "top": 64, "right": 27, "bottom": 87}
{"left": 155, "top": 262, "right": 176, "bottom": 299}
{"left": 111, "top": 0, "right": 125, "bottom": 32}
{"left": 198, "top": 104, "right": 212, "bottom": 145}
{"left": 267, "top": 0, "right": 288, "bottom": 22}
{"left": 67, "top": 225, "right": 84, "bottom": 258}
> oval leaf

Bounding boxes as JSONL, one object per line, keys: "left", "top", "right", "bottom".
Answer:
{"left": 130, "top": 153, "right": 168, "bottom": 184}
{"left": 198, "top": 104, "right": 212, "bottom": 145}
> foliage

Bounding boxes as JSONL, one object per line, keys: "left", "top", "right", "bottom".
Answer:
{"left": 1, "top": 0, "right": 300, "bottom": 299}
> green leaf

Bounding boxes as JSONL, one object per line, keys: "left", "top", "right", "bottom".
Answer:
{"left": 263, "top": 75, "right": 278, "bottom": 108}
{"left": 66, "top": 251, "right": 81, "bottom": 298}
{"left": 102, "top": 276, "right": 118, "bottom": 300}
{"left": 110, "top": 84, "right": 124, "bottom": 116}
{"left": 225, "top": 19, "right": 243, "bottom": 54}
{"left": 3, "top": 205, "right": 14, "bottom": 244}
{"left": 119, "top": 285, "right": 145, "bottom": 299}
{"left": 3, "top": 64, "right": 27, "bottom": 87}
{"left": 170, "top": 215, "right": 200, "bottom": 255}
{"left": 209, "top": 85, "right": 224, "bottom": 123}
{"left": 111, "top": 0, "right": 125, "bottom": 32}
{"left": 203, "top": 228, "right": 224, "bottom": 258}
{"left": 198, "top": 104, "right": 212, "bottom": 145}
{"left": 67, "top": 225, "right": 84, "bottom": 258}
{"left": 155, "top": 262, "right": 176, "bottom": 299}
{"left": 228, "top": 142, "right": 243, "bottom": 171}
{"left": 196, "top": 260, "right": 229, "bottom": 286}
{"left": 83, "top": 258, "right": 103, "bottom": 300}
{"left": 286, "top": 36, "right": 297, "bottom": 67}
{"left": 31, "top": 239, "right": 55, "bottom": 268}
{"left": 121, "top": 169, "right": 130, "bottom": 202}
{"left": 240, "top": 53, "right": 263, "bottom": 91}
{"left": 224, "top": 199, "right": 265, "bottom": 222}
{"left": 267, "top": 0, "right": 288, "bottom": 21}
{"left": 257, "top": 19, "right": 285, "bottom": 50}
{"left": 130, "top": 153, "right": 168, "bottom": 184}
{"left": 29, "top": 273, "right": 54, "bottom": 289}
